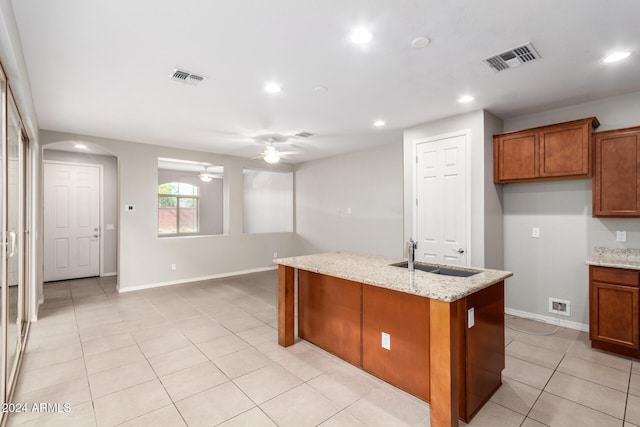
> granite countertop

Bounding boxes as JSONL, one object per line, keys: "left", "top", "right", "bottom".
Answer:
{"left": 587, "top": 247, "right": 640, "bottom": 270}
{"left": 274, "top": 251, "right": 512, "bottom": 303}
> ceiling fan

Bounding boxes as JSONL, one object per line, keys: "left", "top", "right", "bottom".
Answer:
{"left": 198, "top": 165, "right": 222, "bottom": 182}
{"left": 253, "top": 135, "right": 299, "bottom": 164}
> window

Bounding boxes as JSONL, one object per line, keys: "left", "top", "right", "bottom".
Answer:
{"left": 243, "top": 169, "right": 293, "bottom": 233}
{"left": 158, "top": 158, "right": 225, "bottom": 237}
{"left": 158, "top": 182, "right": 199, "bottom": 234}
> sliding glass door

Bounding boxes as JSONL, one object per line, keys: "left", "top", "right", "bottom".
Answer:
{"left": 5, "top": 94, "right": 26, "bottom": 391}
{"left": 0, "top": 63, "right": 30, "bottom": 412}
{"left": 0, "top": 60, "right": 5, "bottom": 406}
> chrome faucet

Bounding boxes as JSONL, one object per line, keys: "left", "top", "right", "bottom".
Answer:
{"left": 407, "top": 238, "right": 417, "bottom": 271}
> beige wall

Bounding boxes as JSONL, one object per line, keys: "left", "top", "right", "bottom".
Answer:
{"left": 40, "top": 130, "right": 296, "bottom": 291}
{"left": 295, "top": 141, "right": 404, "bottom": 257}
{"left": 502, "top": 90, "right": 640, "bottom": 328}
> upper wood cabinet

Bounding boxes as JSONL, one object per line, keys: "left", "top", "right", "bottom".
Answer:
{"left": 494, "top": 117, "right": 600, "bottom": 183}
{"left": 593, "top": 126, "right": 640, "bottom": 217}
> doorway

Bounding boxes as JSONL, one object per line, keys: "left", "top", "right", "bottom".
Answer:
{"left": 43, "top": 161, "right": 101, "bottom": 282}
{"left": 414, "top": 131, "right": 470, "bottom": 265}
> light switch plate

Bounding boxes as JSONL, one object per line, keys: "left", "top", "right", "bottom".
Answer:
{"left": 381, "top": 332, "right": 391, "bottom": 350}
{"left": 531, "top": 227, "right": 540, "bottom": 238}
{"left": 468, "top": 308, "right": 475, "bottom": 328}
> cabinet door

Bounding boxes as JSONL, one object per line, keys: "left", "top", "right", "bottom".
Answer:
{"left": 494, "top": 132, "right": 538, "bottom": 181}
{"left": 590, "top": 281, "right": 640, "bottom": 349}
{"left": 298, "top": 271, "right": 362, "bottom": 366}
{"left": 593, "top": 129, "right": 640, "bottom": 217}
{"left": 362, "top": 285, "right": 430, "bottom": 401}
{"left": 539, "top": 121, "right": 591, "bottom": 177}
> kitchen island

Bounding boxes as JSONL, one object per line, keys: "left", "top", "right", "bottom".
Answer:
{"left": 275, "top": 251, "right": 512, "bottom": 427}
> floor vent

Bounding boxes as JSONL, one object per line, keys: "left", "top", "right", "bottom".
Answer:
{"left": 484, "top": 42, "right": 541, "bottom": 72}
{"left": 170, "top": 69, "right": 207, "bottom": 86}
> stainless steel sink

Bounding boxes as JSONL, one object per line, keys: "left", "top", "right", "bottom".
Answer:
{"left": 390, "top": 261, "right": 480, "bottom": 277}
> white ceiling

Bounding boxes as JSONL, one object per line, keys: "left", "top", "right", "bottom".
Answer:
{"left": 10, "top": 0, "right": 640, "bottom": 163}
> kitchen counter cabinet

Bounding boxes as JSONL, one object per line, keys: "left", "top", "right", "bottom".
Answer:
{"left": 593, "top": 126, "right": 640, "bottom": 217}
{"left": 494, "top": 117, "right": 599, "bottom": 183}
{"left": 276, "top": 252, "right": 512, "bottom": 427}
{"left": 298, "top": 270, "right": 362, "bottom": 366}
{"left": 589, "top": 265, "right": 640, "bottom": 358}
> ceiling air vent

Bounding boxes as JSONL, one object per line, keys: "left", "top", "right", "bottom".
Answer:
{"left": 294, "top": 132, "right": 313, "bottom": 138}
{"left": 170, "top": 69, "right": 207, "bottom": 86}
{"left": 484, "top": 42, "right": 541, "bottom": 72}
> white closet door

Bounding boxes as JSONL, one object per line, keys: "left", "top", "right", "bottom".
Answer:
{"left": 44, "top": 162, "right": 100, "bottom": 281}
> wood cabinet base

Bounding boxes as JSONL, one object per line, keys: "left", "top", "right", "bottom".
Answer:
{"left": 289, "top": 269, "right": 505, "bottom": 426}
{"left": 589, "top": 265, "right": 640, "bottom": 358}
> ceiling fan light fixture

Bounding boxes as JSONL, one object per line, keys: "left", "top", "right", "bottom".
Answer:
{"left": 350, "top": 28, "right": 373, "bottom": 44}
{"left": 264, "top": 151, "right": 281, "bottom": 164}
{"left": 199, "top": 166, "right": 214, "bottom": 182}
{"left": 603, "top": 51, "right": 631, "bottom": 63}
{"left": 264, "top": 82, "right": 282, "bottom": 93}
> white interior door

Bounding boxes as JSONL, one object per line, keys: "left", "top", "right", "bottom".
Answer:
{"left": 44, "top": 162, "right": 100, "bottom": 281}
{"left": 415, "top": 133, "right": 468, "bottom": 265}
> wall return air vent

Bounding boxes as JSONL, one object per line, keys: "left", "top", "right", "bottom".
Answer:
{"left": 170, "top": 69, "right": 207, "bottom": 86}
{"left": 484, "top": 42, "right": 541, "bottom": 72}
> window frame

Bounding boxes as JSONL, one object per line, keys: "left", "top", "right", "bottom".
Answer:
{"left": 158, "top": 182, "right": 200, "bottom": 236}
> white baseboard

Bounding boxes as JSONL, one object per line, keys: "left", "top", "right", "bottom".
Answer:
{"left": 30, "top": 297, "right": 45, "bottom": 322}
{"left": 101, "top": 272, "right": 117, "bottom": 277}
{"left": 505, "top": 307, "right": 589, "bottom": 332}
{"left": 118, "top": 266, "right": 278, "bottom": 293}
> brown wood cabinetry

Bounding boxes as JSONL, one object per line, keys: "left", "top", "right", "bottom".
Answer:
{"left": 298, "top": 270, "right": 504, "bottom": 423}
{"left": 298, "top": 270, "right": 362, "bottom": 366}
{"left": 362, "top": 285, "right": 431, "bottom": 401}
{"left": 593, "top": 127, "right": 640, "bottom": 217}
{"left": 589, "top": 265, "right": 640, "bottom": 358}
{"left": 494, "top": 117, "right": 599, "bottom": 183}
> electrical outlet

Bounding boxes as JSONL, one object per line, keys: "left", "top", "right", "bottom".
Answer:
{"left": 531, "top": 227, "right": 541, "bottom": 238}
{"left": 381, "top": 332, "right": 391, "bottom": 350}
{"left": 616, "top": 230, "right": 627, "bottom": 242}
{"left": 171, "top": 264, "right": 176, "bottom": 271}
{"left": 549, "top": 297, "right": 570, "bottom": 316}
{"left": 273, "top": 252, "right": 278, "bottom": 258}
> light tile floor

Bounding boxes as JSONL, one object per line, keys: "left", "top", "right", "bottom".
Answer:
{"left": 7, "top": 271, "right": 640, "bottom": 426}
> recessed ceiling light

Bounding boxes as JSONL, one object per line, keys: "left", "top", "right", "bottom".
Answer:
{"left": 411, "top": 36, "right": 431, "bottom": 49}
{"left": 458, "top": 95, "right": 474, "bottom": 103}
{"left": 264, "top": 83, "right": 282, "bottom": 93}
{"left": 373, "top": 120, "right": 386, "bottom": 127}
{"left": 603, "top": 51, "right": 631, "bottom": 63}
{"left": 314, "top": 86, "right": 328, "bottom": 93}
{"left": 74, "top": 143, "right": 87, "bottom": 149}
{"left": 350, "top": 28, "right": 373, "bottom": 44}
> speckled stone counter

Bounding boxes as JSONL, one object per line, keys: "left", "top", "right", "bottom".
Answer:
{"left": 586, "top": 247, "right": 640, "bottom": 270}
{"left": 275, "top": 251, "right": 512, "bottom": 303}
